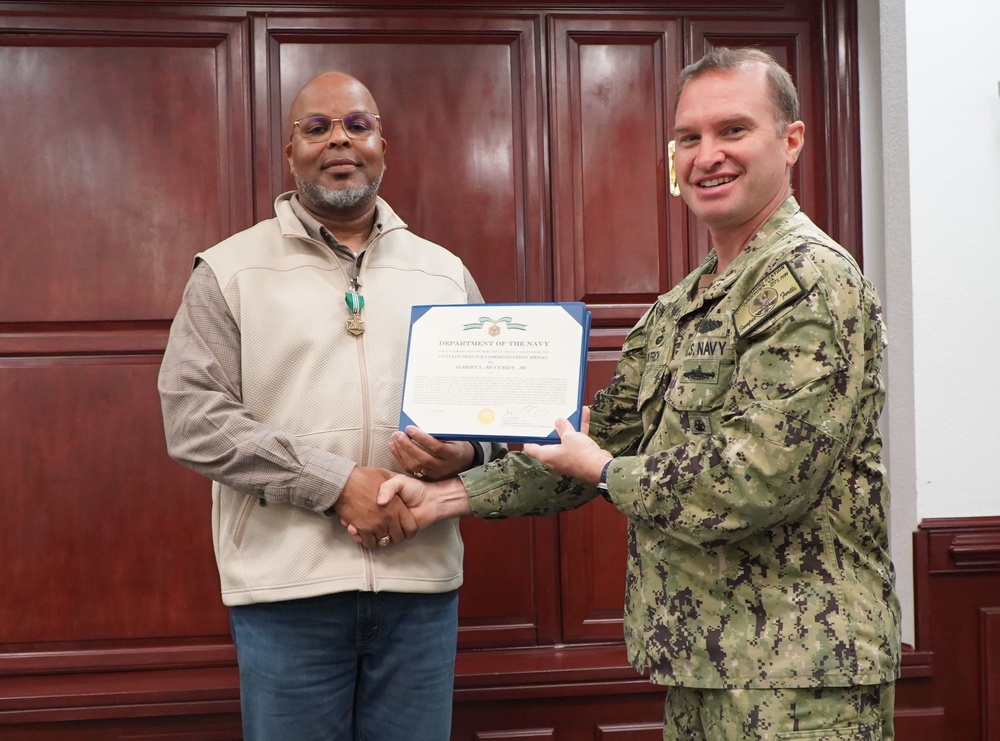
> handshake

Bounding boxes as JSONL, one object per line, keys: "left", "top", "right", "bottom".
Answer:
{"left": 335, "top": 409, "right": 611, "bottom": 550}
{"left": 332, "top": 428, "right": 476, "bottom": 550}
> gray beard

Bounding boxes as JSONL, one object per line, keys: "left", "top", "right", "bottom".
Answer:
{"left": 293, "top": 165, "right": 384, "bottom": 210}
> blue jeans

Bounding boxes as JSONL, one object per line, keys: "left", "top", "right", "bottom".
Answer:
{"left": 229, "top": 590, "right": 459, "bottom": 741}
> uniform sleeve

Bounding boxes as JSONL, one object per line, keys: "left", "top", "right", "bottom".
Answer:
{"left": 157, "top": 261, "right": 356, "bottom": 513}
{"left": 603, "top": 257, "right": 867, "bottom": 548}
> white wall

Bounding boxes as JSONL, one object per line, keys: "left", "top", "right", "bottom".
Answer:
{"left": 861, "top": 0, "right": 1000, "bottom": 643}
{"left": 903, "top": 0, "right": 1000, "bottom": 518}
{"left": 860, "top": 0, "right": 917, "bottom": 644}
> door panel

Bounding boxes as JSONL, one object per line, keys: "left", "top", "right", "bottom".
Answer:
{"left": 549, "top": 17, "right": 686, "bottom": 328}
{"left": 0, "top": 357, "right": 229, "bottom": 644}
{"left": 562, "top": 331, "right": 628, "bottom": 641}
{"left": 0, "top": 16, "right": 251, "bottom": 324}
{"left": 0, "top": 13, "right": 248, "bottom": 678}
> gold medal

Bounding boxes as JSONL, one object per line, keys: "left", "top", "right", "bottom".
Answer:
{"left": 345, "top": 290, "right": 365, "bottom": 336}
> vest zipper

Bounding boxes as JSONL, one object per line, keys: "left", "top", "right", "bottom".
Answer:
{"left": 358, "top": 333, "right": 377, "bottom": 591}
{"left": 354, "top": 256, "right": 376, "bottom": 592}
{"left": 324, "top": 229, "right": 382, "bottom": 592}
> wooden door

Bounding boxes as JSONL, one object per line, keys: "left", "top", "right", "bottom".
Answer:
{"left": 0, "top": 9, "right": 248, "bottom": 686}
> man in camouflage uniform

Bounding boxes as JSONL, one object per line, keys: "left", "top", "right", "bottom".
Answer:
{"left": 378, "top": 47, "right": 901, "bottom": 740}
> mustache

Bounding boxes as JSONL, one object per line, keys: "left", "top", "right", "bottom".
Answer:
{"left": 292, "top": 164, "right": 385, "bottom": 210}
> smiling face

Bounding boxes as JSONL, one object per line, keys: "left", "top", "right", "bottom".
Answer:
{"left": 672, "top": 64, "right": 804, "bottom": 251}
{"left": 284, "top": 72, "right": 387, "bottom": 221}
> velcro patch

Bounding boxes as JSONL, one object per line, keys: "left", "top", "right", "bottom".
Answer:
{"left": 680, "top": 359, "right": 721, "bottom": 384}
{"left": 733, "top": 262, "right": 805, "bottom": 338}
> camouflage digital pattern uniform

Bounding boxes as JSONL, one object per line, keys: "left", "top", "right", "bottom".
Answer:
{"left": 662, "top": 683, "right": 894, "bottom": 740}
{"left": 460, "top": 198, "right": 901, "bottom": 690}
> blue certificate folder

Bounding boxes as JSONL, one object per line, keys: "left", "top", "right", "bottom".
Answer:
{"left": 399, "top": 302, "right": 592, "bottom": 444}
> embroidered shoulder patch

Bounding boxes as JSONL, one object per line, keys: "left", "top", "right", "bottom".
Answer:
{"left": 733, "top": 262, "right": 805, "bottom": 338}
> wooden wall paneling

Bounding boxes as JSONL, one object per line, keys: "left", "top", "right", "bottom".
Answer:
{"left": 0, "top": 2, "right": 907, "bottom": 737}
{"left": 560, "top": 328, "right": 629, "bottom": 641}
{"left": 548, "top": 16, "right": 685, "bottom": 329}
{"left": 893, "top": 520, "right": 952, "bottom": 740}
{"left": 0, "top": 14, "right": 252, "bottom": 327}
{"left": 251, "top": 12, "right": 557, "bottom": 648}
{"left": 558, "top": 495, "right": 628, "bottom": 642}
{"left": 457, "top": 515, "right": 561, "bottom": 648}
{"left": 474, "top": 730, "right": 554, "bottom": 740}
{"left": 454, "top": 643, "right": 647, "bottom": 701}
{"left": 0, "top": 357, "right": 230, "bottom": 652}
{"left": 981, "top": 608, "right": 1000, "bottom": 741}
{"left": 0, "top": 719, "right": 242, "bottom": 741}
{"left": 931, "top": 522, "right": 1000, "bottom": 741}
{"left": 0, "top": 14, "right": 250, "bottom": 733}
{"left": 453, "top": 687, "right": 665, "bottom": 741}
{"left": 818, "top": 0, "right": 863, "bottom": 258}
{"left": 0, "top": 671, "right": 242, "bottom": 741}
{"left": 906, "top": 518, "right": 1000, "bottom": 741}
{"left": 0, "top": 663, "right": 239, "bottom": 722}
{"left": 892, "top": 707, "right": 947, "bottom": 741}
{"left": 0, "top": 368, "right": 240, "bottom": 732}
{"left": 251, "top": 13, "right": 546, "bottom": 304}
{"left": 0, "top": 713, "right": 242, "bottom": 739}
{"left": 596, "top": 722, "right": 664, "bottom": 740}
{"left": 118, "top": 729, "right": 242, "bottom": 741}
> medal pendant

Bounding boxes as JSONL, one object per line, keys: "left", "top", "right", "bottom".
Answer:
{"left": 345, "top": 290, "right": 365, "bottom": 336}
{"left": 346, "top": 315, "right": 365, "bottom": 336}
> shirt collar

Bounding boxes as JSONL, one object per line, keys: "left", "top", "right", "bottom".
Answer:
{"left": 288, "top": 194, "right": 385, "bottom": 254}
{"left": 701, "top": 196, "right": 802, "bottom": 295}
{"left": 677, "top": 196, "right": 802, "bottom": 313}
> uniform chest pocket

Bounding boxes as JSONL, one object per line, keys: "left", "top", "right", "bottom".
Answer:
{"left": 665, "top": 335, "right": 735, "bottom": 413}
{"left": 637, "top": 360, "right": 669, "bottom": 413}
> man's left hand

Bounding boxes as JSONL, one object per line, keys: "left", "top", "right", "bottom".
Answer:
{"left": 389, "top": 426, "right": 476, "bottom": 481}
{"left": 522, "top": 407, "right": 612, "bottom": 486}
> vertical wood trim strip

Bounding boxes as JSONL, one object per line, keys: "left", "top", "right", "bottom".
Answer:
{"left": 981, "top": 607, "right": 1000, "bottom": 741}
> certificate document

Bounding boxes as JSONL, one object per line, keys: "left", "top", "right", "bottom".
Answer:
{"left": 399, "top": 302, "right": 592, "bottom": 443}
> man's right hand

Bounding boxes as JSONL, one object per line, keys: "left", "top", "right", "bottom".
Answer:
{"left": 376, "top": 474, "right": 474, "bottom": 528}
{"left": 333, "top": 466, "right": 418, "bottom": 549}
